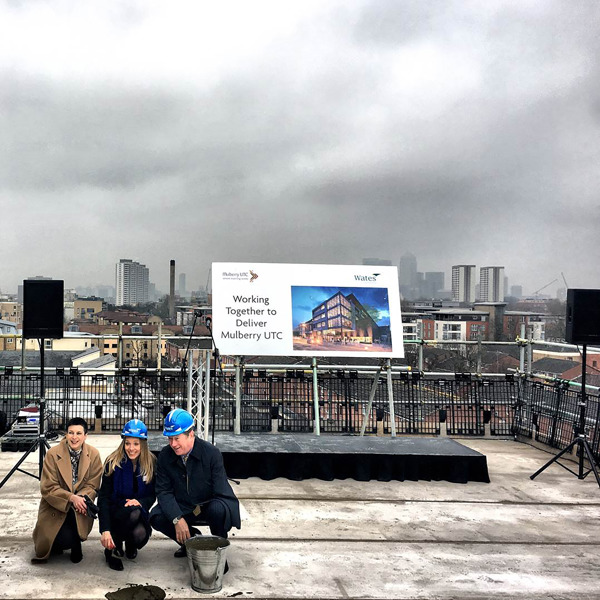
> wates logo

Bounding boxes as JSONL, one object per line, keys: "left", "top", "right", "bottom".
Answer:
{"left": 354, "top": 273, "right": 380, "bottom": 282}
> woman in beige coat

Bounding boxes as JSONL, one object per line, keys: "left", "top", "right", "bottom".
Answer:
{"left": 31, "top": 417, "right": 103, "bottom": 564}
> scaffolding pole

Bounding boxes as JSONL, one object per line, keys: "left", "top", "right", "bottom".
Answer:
{"left": 386, "top": 358, "right": 397, "bottom": 437}
{"left": 359, "top": 365, "right": 383, "bottom": 436}
{"left": 312, "top": 357, "right": 320, "bottom": 436}
{"left": 186, "top": 349, "right": 211, "bottom": 441}
{"left": 234, "top": 357, "right": 242, "bottom": 435}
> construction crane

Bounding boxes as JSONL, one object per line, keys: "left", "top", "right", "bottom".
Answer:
{"left": 561, "top": 272, "right": 569, "bottom": 289}
{"left": 205, "top": 266, "right": 212, "bottom": 294}
{"left": 533, "top": 278, "right": 558, "bottom": 296}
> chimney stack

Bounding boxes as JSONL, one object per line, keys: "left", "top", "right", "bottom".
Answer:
{"left": 169, "top": 259, "right": 175, "bottom": 321}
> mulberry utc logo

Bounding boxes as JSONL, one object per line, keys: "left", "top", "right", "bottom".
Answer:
{"left": 222, "top": 269, "right": 259, "bottom": 282}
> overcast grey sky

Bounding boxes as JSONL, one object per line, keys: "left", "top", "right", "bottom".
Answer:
{"left": 1, "top": 0, "right": 599, "bottom": 297}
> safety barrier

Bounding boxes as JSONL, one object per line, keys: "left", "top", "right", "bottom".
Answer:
{"left": 2, "top": 366, "right": 599, "bottom": 464}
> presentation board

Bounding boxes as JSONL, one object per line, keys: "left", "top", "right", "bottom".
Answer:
{"left": 212, "top": 262, "right": 403, "bottom": 358}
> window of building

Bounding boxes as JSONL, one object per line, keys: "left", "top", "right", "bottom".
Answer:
{"left": 328, "top": 305, "right": 341, "bottom": 318}
{"left": 327, "top": 296, "right": 341, "bottom": 310}
{"left": 330, "top": 316, "right": 342, "bottom": 328}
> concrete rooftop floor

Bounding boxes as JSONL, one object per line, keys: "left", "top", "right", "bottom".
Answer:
{"left": 1, "top": 434, "right": 600, "bottom": 600}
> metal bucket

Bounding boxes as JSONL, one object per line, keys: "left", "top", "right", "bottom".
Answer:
{"left": 185, "top": 535, "right": 230, "bottom": 594}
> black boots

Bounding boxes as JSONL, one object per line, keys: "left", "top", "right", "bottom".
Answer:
{"left": 125, "top": 540, "right": 137, "bottom": 560}
{"left": 70, "top": 540, "right": 83, "bottom": 564}
{"left": 105, "top": 548, "right": 124, "bottom": 571}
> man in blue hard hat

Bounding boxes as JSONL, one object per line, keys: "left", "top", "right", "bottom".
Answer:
{"left": 149, "top": 409, "right": 241, "bottom": 559}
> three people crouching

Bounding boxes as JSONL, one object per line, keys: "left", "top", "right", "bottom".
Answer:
{"left": 31, "top": 409, "right": 240, "bottom": 573}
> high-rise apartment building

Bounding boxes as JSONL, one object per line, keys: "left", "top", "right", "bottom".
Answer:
{"left": 115, "top": 259, "right": 149, "bottom": 306}
{"left": 399, "top": 253, "right": 417, "bottom": 286}
{"left": 479, "top": 266, "right": 505, "bottom": 302}
{"left": 423, "top": 272, "right": 445, "bottom": 298}
{"left": 399, "top": 253, "right": 417, "bottom": 299}
{"left": 452, "top": 265, "right": 476, "bottom": 303}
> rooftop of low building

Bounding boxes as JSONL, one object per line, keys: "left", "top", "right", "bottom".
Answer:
{"left": 1, "top": 434, "right": 599, "bottom": 600}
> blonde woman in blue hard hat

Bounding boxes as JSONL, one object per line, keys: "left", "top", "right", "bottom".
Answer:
{"left": 97, "top": 419, "right": 156, "bottom": 571}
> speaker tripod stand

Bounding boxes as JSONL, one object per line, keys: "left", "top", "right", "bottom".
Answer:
{"left": 0, "top": 340, "right": 51, "bottom": 490}
{"left": 530, "top": 344, "right": 600, "bottom": 487}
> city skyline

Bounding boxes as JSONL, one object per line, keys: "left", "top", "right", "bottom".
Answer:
{"left": 2, "top": 2, "right": 599, "bottom": 296}
{"left": 0, "top": 252, "right": 566, "bottom": 302}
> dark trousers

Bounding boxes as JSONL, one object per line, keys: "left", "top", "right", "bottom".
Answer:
{"left": 110, "top": 505, "right": 151, "bottom": 549}
{"left": 150, "top": 500, "right": 228, "bottom": 542}
{"left": 52, "top": 508, "right": 80, "bottom": 553}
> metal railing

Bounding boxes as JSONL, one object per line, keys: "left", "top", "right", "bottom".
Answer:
{"left": 2, "top": 336, "right": 600, "bottom": 460}
{"left": 1, "top": 365, "right": 599, "bottom": 458}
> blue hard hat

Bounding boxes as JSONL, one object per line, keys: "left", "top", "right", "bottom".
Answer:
{"left": 163, "top": 408, "right": 194, "bottom": 437}
{"left": 121, "top": 419, "right": 148, "bottom": 439}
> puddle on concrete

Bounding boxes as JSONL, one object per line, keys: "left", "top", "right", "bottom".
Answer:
{"left": 105, "top": 584, "right": 166, "bottom": 600}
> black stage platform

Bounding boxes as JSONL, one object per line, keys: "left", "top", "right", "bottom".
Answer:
{"left": 149, "top": 434, "right": 490, "bottom": 484}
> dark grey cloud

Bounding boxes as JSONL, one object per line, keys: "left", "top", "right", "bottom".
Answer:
{"left": 1, "top": 0, "right": 599, "bottom": 295}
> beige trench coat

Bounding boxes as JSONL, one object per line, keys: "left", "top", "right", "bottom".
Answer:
{"left": 32, "top": 438, "right": 103, "bottom": 559}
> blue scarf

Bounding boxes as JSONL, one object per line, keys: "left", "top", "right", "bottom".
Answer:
{"left": 112, "top": 458, "right": 151, "bottom": 503}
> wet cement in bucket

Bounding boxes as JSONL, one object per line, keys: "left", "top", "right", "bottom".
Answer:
{"left": 186, "top": 536, "right": 230, "bottom": 552}
{"left": 185, "top": 535, "right": 230, "bottom": 594}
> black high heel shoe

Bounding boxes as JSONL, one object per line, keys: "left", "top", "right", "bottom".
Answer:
{"left": 125, "top": 541, "right": 137, "bottom": 560}
{"left": 105, "top": 548, "right": 124, "bottom": 571}
{"left": 113, "top": 541, "right": 124, "bottom": 558}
